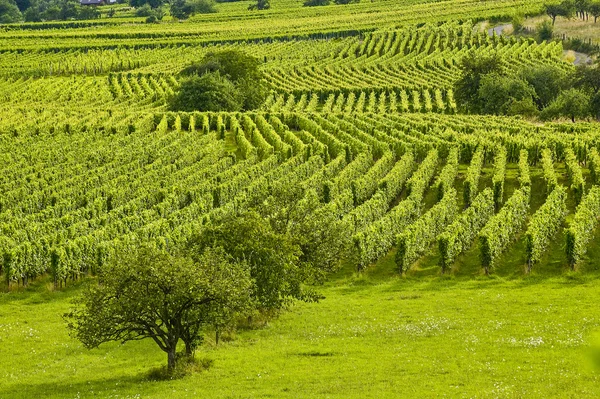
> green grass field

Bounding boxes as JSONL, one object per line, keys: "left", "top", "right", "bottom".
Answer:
{"left": 3, "top": 260, "right": 600, "bottom": 398}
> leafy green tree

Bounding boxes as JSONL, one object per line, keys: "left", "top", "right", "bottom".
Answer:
{"left": 542, "top": 88, "right": 590, "bottom": 122}
{"left": 176, "top": 50, "right": 268, "bottom": 111}
{"left": 247, "top": 0, "right": 268, "bottom": 10}
{"left": 188, "top": 211, "right": 319, "bottom": 314}
{"left": 454, "top": 51, "right": 504, "bottom": 113}
{"left": 521, "top": 65, "right": 568, "bottom": 109}
{"left": 477, "top": 73, "right": 537, "bottom": 116}
{"left": 590, "top": 1, "right": 600, "bottom": 22}
{"left": 170, "top": 0, "right": 215, "bottom": 19}
{"left": 545, "top": 0, "right": 575, "bottom": 25}
{"left": 169, "top": 71, "right": 242, "bottom": 112}
{"left": 573, "top": 64, "right": 600, "bottom": 119}
{"left": 0, "top": 0, "right": 22, "bottom": 23}
{"left": 334, "top": 0, "right": 359, "bottom": 3}
{"left": 66, "top": 246, "right": 251, "bottom": 371}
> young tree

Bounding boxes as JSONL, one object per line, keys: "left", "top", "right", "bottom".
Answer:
{"left": 542, "top": 88, "right": 590, "bottom": 122}
{"left": 66, "top": 246, "right": 251, "bottom": 371}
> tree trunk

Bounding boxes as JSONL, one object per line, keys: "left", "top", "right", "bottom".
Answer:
{"left": 552, "top": 16, "right": 556, "bottom": 25}
{"left": 215, "top": 329, "right": 220, "bottom": 346}
{"left": 185, "top": 341, "right": 194, "bottom": 357}
{"left": 167, "top": 348, "right": 177, "bottom": 371}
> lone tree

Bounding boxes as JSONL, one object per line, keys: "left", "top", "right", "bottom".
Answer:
{"left": 65, "top": 246, "right": 251, "bottom": 372}
{"left": 171, "top": 50, "right": 268, "bottom": 111}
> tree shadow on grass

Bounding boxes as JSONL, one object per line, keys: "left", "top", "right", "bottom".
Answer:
{"left": 0, "top": 374, "right": 155, "bottom": 399}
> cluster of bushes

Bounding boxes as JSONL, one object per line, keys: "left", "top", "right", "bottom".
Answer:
{"left": 454, "top": 51, "right": 600, "bottom": 122}
{"left": 0, "top": 0, "right": 101, "bottom": 23}
{"left": 303, "top": 0, "right": 358, "bottom": 6}
{"left": 131, "top": 0, "right": 215, "bottom": 22}
{"left": 170, "top": 50, "right": 269, "bottom": 112}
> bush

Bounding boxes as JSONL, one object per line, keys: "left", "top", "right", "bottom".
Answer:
{"left": 169, "top": 72, "right": 242, "bottom": 112}
{"left": 304, "top": 0, "right": 329, "bottom": 5}
{"left": 537, "top": 20, "right": 554, "bottom": 41}
{"left": 174, "top": 50, "right": 268, "bottom": 111}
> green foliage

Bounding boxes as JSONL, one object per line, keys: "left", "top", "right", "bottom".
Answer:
{"left": 564, "top": 147, "right": 586, "bottom": 204}
{"left": 23, "top": 0, "right": 99, "bottom": 22}
{"left": 248, "top": 0, "right": 269, "bottom": 10}
{"left": 188, "top": 211, "right": 318, "bottom": 312}
{"left": 438, "top": 188, "right": 495, "bottom": 273}
{"left": 396, "top": 188, "right": 457, "bottom": 273}
{"left": 541, "top": 148, "right": 558, "bottom": 194}
{"left": 0, "top": 0, "right": 22, "bottom": 23}
{"left": 521, "top": 65, "right": 568, "bottom": 109}
{"left": 65, "top": 245, "right": 251, "bottom": 371}
{"left": 492, "top": 146, "right": 507, "bottom": 210}
{"left": 479, "top": 187, "right": 530, "bottom": 274}
{"left": 170, "top": 0, "right": 215, "bottom": 19}
{"left": 463, "top": 146, "right": 485, "bottom": 208}
{"left": 544, "top": 0, "right": 575, "bottom": 24}
{"left": 454, "top": 51, "right": 504, "bottom": 114}
{"left": 177, "top": 51, "right": 267, "bottom": 111}
{"left": 537, "top": 20, "right": 554, "bottom": 40}
{"left": 525, "top": 185, "right": 567, "bottom": 271}
{"left": 565, "top": 186, "right": 600, "bottom": 269}
{"left": 542, "top": 88, "right": 590, "bottom": 122}
{"left": 170, "top": 72, "right": 242, "bottom": 112}
{"left": 477, "top": 73, "right": 537, "bottom": 116}
{"left": 131, "top": 0, "right": 163, "bottom": 8}
{"left": 303, "top": 0, "right": 329, "bottom": 6}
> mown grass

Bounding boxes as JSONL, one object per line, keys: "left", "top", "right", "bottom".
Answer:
{"left": 2, "top": 166, "right": 600, "bottom": 398}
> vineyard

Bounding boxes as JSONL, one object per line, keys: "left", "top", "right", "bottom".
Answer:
{"left": 1, "top": 16, "right": 600, "bottom": 284}
{"left": 2, "top": 0, "right": 600, "bottom": 397}
{"left": 3, "top": 105, "right": 600, "bottom": 286}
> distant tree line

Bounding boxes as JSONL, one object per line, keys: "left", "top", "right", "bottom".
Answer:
{"left": 454, "top": 51, "right": 600, "bottom": 122}
{"left": 0, "top": 0, "right": 101, "bottom": 23}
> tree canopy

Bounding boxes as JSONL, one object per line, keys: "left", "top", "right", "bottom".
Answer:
{"left": 171, "top": 50, "right": 268, "bottom": 112}
{"left": 66, "top": 246, "right": 251, "bottom": 371}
